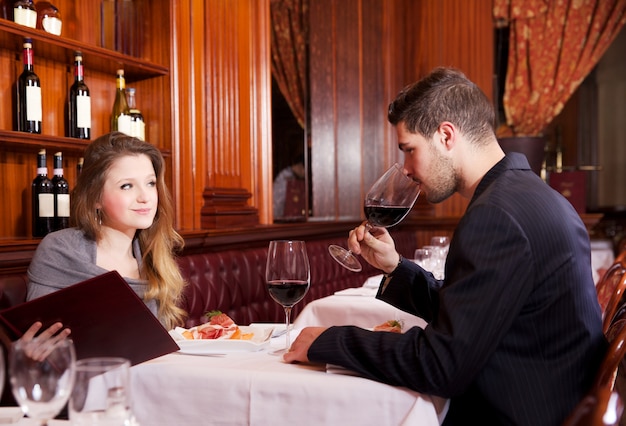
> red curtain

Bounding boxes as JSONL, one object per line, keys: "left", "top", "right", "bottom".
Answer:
{"left": 494, "top": 0, "right": 626, "bottom": 137}
{"left": 270, "top": 0, "right": 309, "bottom": 129}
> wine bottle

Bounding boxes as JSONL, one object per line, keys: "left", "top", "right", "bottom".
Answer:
{"left": 16, "top": 38, "right": 42, "bottom": 134}
{"left": 68, "top": 51, "right": 91, "bottom": 139}
{"left": 32, "top": 149, "right": 54, "bottom": 238}
{"left": 77, "top": 157, "right": 84, "bottom": 176}
{"left": 111, "top": 69, "right": 131, "bottom": 134}
{"left": 13, "top": 0, "right": 36, "bottom": 28}
{"left": 35, "top": 1, "right": 62, "bottom": 35}
{"left": 51, "top": 152, "right": 70, "bottom": 231}
{"left": 126, "top": 87, "right": 145, "bottom": 141}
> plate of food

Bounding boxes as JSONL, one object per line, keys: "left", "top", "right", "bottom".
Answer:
{"left": 169, "top": 311, "right": 273, "bottom": 354}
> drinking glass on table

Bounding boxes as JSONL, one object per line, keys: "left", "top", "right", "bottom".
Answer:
{"left": 69, "top": 357, "right": 132, "bottom": 425}
{"left": 430, "top": 235, "right": 450, "bottom": 257}
{"left": 413, "top": 247, "right": 433, "bottom": 270}
{"left": 328, "top": 163, "right": 421, "bottom": 272}
{"left": 266, "top": 240, "right": 311, "bottom": 355}
{"left": 10, "top": 338, "right": 76, "bottom": 425}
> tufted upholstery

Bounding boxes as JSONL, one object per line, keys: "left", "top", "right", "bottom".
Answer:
{"left": 0, "top": 231, "right": 418, "bottom": 329}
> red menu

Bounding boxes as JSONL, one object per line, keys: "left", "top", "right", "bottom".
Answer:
{"left": 0, "top": 271, "right": 179, "bottom": 365}
{"left": 549, "top": 171, "right": 587, "bottom": 214}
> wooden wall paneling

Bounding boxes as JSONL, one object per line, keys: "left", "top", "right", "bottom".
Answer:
{"left": 0, "top": 150, "right": 30, "bottom": 238}
{"left": 309, "top": 0, "right": 338, "bottom": 221}
{"left": 199, "top": 0, "right": 271, "bottom": 228}
{"left": 334, "top": 0, "right": 363, "bottom": 220}
{"left": 0, "top": 44, "right": 17, "bottom": 130}
{"left": 361, "top": 0, "right": 387, "bottom": 207}
{"left": 170, "top": 0, "right": 206, "bottom": 231}
{"left": 245, "top": 0, "right": 273, "bottom": 225}
{"left": 309, "top": 0, "right": 413, "bottom": 222}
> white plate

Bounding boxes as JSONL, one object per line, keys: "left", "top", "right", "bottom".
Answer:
{"left": 171, "top": 326, "right": 273, "bottom": 354}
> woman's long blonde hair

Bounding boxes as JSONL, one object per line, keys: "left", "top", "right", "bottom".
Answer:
{"left": 71, "top": 132, "right": 187, "bottom": 329}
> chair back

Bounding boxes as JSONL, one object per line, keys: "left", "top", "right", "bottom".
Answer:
{"left": 598, "top": 263, "right": 626, "bottom": 314}
{"left": 603, "top": 272, "right": 626, "bottom": 334}
{"left": 563, "top": 302, "right": 626, "bottom": 425}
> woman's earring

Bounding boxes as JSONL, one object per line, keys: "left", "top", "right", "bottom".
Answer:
{"left": 95, "top": 209, "right": 102, "bottom": 225}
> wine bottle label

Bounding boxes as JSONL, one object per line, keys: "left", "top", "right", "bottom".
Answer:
{"left": 38, "top": 193, "right": 54, "bottom": 218}
{"left": 77, "top": 95, "right": 92, "bottom": 128}
{"left": 117, "top": 114, "right": 132, "bottom": 135}
{"left": 56, "top": 193, "right": 70, "bottom": 217}
{"left": 37, "top": 167, "right": 47, "bottom": 175}
{"left": 130, "top": 119, "right": 146, "bottom": 141}
{"left": 42, "top": 16, "right": 62, "bottom": 36}
{"left": 25, "top": 86, "right": 42, "bottom": 121}
{"left": 14, "top": 8, "right": 36, "bottom": 28}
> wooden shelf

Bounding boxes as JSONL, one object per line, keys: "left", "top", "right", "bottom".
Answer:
{"left": 0, "top": 130, "right": 172, "bottom": 157}
{"left": 0, "top": 18, "right": 168, "bottom": 82}
{"left": 0, "top": 130, "right": 90, "bottom": 154}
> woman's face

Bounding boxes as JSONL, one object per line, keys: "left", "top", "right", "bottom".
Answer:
{"left": 98, "top": 154, "right": 158, "bottom": 237}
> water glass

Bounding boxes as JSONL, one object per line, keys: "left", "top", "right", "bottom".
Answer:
{"left": 10, "top": 337, "right": 76, "bottom": 426}
{"left": 430, "top": 236, "right": 450, "bottom": 257}
{"left": 413, "top": 248, "right": 432, "bottom": 270}
{"left": 69, "top": 357, "right": 132, "bottom": 425}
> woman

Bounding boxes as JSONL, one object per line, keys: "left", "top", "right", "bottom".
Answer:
{"left": 27, "top": 132, "right": 187, "bottom": 329}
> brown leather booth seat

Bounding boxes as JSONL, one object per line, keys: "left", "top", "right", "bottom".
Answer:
{"left": 0, "top": 231, "right": 418, "bottom": 329}
{"left": 178, "top": 236, "right": 393, "bottom": 327}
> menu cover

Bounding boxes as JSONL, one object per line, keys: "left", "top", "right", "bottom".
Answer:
{"left": 549, "top": 171, "right": 586, "bottom": 214}
{"left": 0, "top": 271, "right": 179, "bottom": 365}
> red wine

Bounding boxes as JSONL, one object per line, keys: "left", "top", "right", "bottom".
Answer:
{"left": 32, "top": 149, "right": 53, "bottom": 237}
{"left": 51, "top": 152, "right": 70, "bottom": 231}
{"left": 364, "top": 205, "right": 410, "bottom": 227}
{"left": 267, "top": 280, "right": 309, "bottom": 307}
{"left": 68, "top": 51, "right": 91, "bottom": 139}
{"left": 17, "top": 38, "right": 42, "bottom": 134}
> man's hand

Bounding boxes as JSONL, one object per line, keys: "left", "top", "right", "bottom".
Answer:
{"left": 348, "top": 222, "right": 399, "bottom": 273}
{"left": 283, "top": 327, "right": 327, "bottom": 363}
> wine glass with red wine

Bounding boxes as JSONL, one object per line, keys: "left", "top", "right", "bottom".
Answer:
{"left": 328, "top": 163, "right": 420, "bottom": 272}
{"left": 265, "top": 240, "right": 311, "bottom": 355}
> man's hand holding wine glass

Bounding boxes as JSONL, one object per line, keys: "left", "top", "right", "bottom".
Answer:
{"left": 348, "top": 223, "right": 401, "bottom": 274}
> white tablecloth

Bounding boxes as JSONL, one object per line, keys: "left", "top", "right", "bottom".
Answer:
{"left": 293, "top": 289, "right": 427, "bottom": 331}
{"left": 130, "top": 329, "right": 443, "bottom": 426}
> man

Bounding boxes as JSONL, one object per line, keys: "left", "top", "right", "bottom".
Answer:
{"left": 284, "top": 67, "right": 606, "bottom": 425}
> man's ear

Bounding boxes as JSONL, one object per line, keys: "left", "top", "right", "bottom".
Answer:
{"left": 438, "top": 122, "right": 456, "bottom": 151}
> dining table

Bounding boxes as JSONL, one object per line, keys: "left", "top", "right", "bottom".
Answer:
{"left": 129, "top": 326, "right": 446, "bottom": 426}
{"left": 293, "top": 274, "right": 428, "bottom": 331}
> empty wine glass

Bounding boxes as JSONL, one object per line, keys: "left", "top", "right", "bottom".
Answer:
{"left": 266, "top": 240, "right": 311, "bottom": 355}
{"left": 329, "top": 163, "right": 420, "bottom": 272}
{"left": 430, "top": 235, "right": 450, "bottom": 257}
{"left": 10, "top": 337, "right": 76, "bottom": 425}
{"left": 413, "top": 247, "right": 433, "bottom": 270}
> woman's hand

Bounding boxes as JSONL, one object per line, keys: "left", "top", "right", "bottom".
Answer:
{"left": 18, "top": 322, "right": 71, "bottom": 361}
{"left": 347, "top": 222, "right": 400, "bottom": 273}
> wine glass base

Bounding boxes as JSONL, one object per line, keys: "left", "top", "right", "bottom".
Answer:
{"left": 268, "top": 347, "right": 287, "bottom": 356}
{"left": 328, "top": 244, "right": 363, "bottom": 272}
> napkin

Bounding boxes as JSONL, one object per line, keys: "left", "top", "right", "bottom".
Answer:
{"left": 326, "top": 364, "right": 362, "bottom": 377}
{"left": 362, "top": 274, "right": 384, "bottom": 289}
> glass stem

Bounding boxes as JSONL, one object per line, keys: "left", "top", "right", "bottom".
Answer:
{"left": 283, "top": 306, "right": 292, "bottom": 350}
